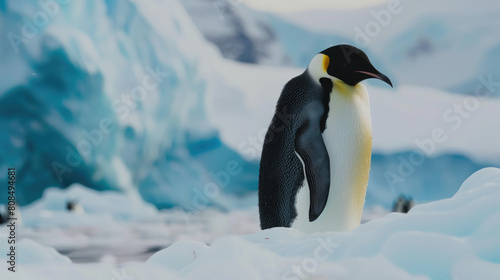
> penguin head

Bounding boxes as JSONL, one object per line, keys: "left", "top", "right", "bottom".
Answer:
{"left": 308, "top": 44, "right": 392, "bottom": 87}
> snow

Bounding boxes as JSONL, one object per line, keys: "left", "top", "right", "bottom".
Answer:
{"left": 456, "top": 167, "right": 500, "bottom": 194}
{"left": 173, "top": 168, "right": 500, "bottom": 280}
{"left": 13, "top": 239, "right": 71, "bottom": 264}
{"left": 369, "top": 85, "right": 500, "bottom": 160}
{"left": 21, "top": 183, "right": 162, "bottom": 227}
{"left": 0, "top": 183, "right": 260, "bottom": 263}
{"left": 147, "top": 240, "right": 208, "bottom": 271}
{"left": 1, "top": 168, "right": 499, "bottom": 279}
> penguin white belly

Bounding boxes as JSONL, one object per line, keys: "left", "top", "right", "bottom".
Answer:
{"left": 292, "top": 84, "right": 372, "bottom": 233}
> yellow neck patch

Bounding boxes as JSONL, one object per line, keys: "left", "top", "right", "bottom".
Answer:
{"left": 322, "top": 55, "right": 330, "bottom": 73}
{"left": 333, "top": 80, "right": 351, "bottom": 95}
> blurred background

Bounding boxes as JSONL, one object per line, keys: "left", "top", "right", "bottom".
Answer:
{"left": 0, "top": 0, "right": 499, "bottom": 263}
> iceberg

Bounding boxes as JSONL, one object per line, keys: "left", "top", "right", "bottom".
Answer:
{"left": 0, "top": 0, "right": 258, "bottom": 208}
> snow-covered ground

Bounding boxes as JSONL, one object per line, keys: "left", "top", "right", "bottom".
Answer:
{"left": 0, "top": 184, "right": 260, "bottom": 263}
{"left": 0, "top": 183, "right": 388, "bottom": 264}
{"left": 0, "top": 182, "right": 390, "bottom": 267}
{"left": 1, "top": 168, "right": 499, "bottom": 279}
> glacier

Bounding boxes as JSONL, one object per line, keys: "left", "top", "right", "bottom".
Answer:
{"left": 0, "top": 0, "right": 258, "bottom": 207}
{"left": 1, "top": 168, "right": 499, "bottom": 279}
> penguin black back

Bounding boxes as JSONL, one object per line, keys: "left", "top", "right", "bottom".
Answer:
{"left": 258, "top": 71, "right": 333, "bottom": 229}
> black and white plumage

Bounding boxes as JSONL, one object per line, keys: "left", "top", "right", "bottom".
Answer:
{"left": 258, "top": 45, "right": 392, "bottom": 233}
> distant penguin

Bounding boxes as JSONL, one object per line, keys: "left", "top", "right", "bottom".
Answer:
{"left": 258, "top": 45, "right": 392, "bottom": 233}
{"left": 392, "top": 195, "right": 415, "bottom": 213}
{"left": 66, "top": 200, "right": 84, "bottom": 214}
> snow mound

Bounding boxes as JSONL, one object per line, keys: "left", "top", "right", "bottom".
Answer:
{"left": 456, "top": 167, "right": 500, "bottom": 194}
{"left": 0, "top": 168, "right": 499, "bottom": 279}
{"left": 147, "top": 240, "right": 208, "bottom": 271}
{"left": 164, "top": 167, "right": 500, "bottom": 279}
{"left": 0, "top": 239, "right": 71, "bottom": 265}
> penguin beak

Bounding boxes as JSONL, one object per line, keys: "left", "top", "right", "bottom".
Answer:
{"left": 355, "top": 70, "right": 393, "bottom": 87}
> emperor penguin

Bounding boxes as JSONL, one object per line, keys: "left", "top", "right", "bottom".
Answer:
{"left": 258, "top": 45, "right": 392, "bottom": 233}
{"left": 66, "top": 199, "right": 84, "bottom": 214}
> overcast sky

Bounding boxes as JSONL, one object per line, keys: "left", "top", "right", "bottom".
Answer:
{"left": 242, "top": 0, "right": 389, "bottom": 12}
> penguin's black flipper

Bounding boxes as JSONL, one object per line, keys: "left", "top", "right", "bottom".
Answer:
{"left": 295, "top": 104, "right": 331, "bottom": 222}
